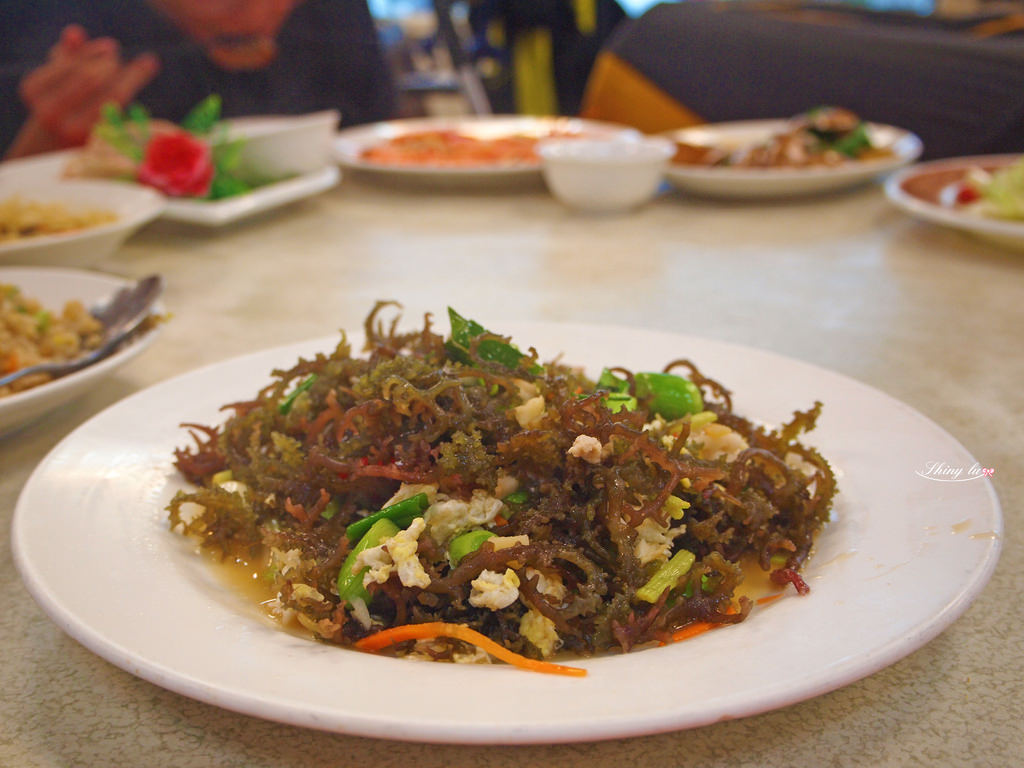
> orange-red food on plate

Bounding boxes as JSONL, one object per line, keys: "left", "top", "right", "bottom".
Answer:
{"left": 360, "top": 130, "right": 546, "bottom": 168}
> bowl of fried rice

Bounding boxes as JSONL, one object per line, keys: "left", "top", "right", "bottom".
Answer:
{"left": 0, "top": 266, "right": 163, "bottom": 435}
{"left": 0, "top": 178, "right": 165, "bottom": 266}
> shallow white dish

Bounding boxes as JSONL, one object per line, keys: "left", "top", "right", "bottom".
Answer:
{"left": 333, "top": 115, "right": 640, "bottom": 181}
{"left": 663, "top": 119, "right": 923, "bottom": 199}
{"left": 160, "top": 165, "right": 339, "bottom": 226}
{"left": 12, "top": 322, "right": 1001, "bottom": 743}
{"left": 1, "top": 144, "right": 339, "bottom": 228}
{"left": 539, "top": 136, "right": 674, "bottom": 213}
{"left": 0, "top": 266, "right": 162, "bottom": 436}
{"left": 884, "top": 154, "right": 1024, "bottom": 250}
{"left": 0, "top": 177, "right": 164, "bottom": 266}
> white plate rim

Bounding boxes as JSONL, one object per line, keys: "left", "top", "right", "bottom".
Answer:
{"left": 11, "top": 322, "right": 1002, "bottom": 743}
{"left": 0, "top": 266, "right": 163, "bottom": 435}
{"left": 662, "top": 119, "right": 923, "bottom": 197}
{"left": 333, "top": 115, "right": 641, "bottom": 178}
{"left": 883, "top": 154, "right": 1024, "bottom": 243}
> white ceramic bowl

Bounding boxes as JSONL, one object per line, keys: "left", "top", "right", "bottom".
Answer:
{"left": 538, "top": 136, "right": 674, "bottom": 212}
{"left": 0, "top": 178, "right": 165, "bottom": 266}
{"left": 225, "top": 110, "right": 340, "bottom": 183}
{"left": 0, "top": 266, "right": 163, "bottom": 436}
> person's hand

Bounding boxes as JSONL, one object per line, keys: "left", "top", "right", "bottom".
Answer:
{"left": 6, "top": 25, "right": 159, "bottom": 159}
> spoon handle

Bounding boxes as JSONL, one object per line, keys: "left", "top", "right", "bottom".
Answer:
{"left": 0, "top": 344, "right": 110, "bottom": 389}
{"left": 0, "top": 274, "right": 162, "bottom": 390}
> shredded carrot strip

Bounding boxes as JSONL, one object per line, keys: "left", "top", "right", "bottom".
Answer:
{"left": 354, "top": 622, "right": 587, "bottom": 677}
{"left": 670, "top": 600, "right": 742, "bottom": 643}
{"left": 670, "top": 621, "right": 717, "bottom": 642}
{"left": 671, "top": 594, "right": 783, "bottom": 643}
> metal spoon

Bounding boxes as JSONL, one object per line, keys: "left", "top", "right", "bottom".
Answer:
{"left": 0, "top": 274, "right": 164, "bottom": 389}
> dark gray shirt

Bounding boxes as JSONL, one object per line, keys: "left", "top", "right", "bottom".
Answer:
{"left": 0, "top": 0, "right": 397, "bottom": 155}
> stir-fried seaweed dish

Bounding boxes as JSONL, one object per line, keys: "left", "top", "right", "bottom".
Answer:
{"left": 169, "top": 303, "right": 836, "bottom": 673}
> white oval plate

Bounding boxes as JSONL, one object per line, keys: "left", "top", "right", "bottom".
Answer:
{"left": 0, "top": 267, "right": 162, "bottom": 436}
{"left": 884, "top": 154, "right": 1024, "bottom": 250}
{"left": 0, "top": 147, "right": 338, "bottom": 228}
{"left": 0, "top": 176, "right": 164, "bottom": 266}
{"left": 333, "top": 115, "right": 640, "bottom": 181}
{"left": 663, "top": 119, "right": 923, "bottom": 199}
{"left": 12, "top": 322, "right": 1001, "bottom": 743}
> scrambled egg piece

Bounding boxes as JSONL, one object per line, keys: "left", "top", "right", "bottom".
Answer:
{"left": 525, "top": 567, "right": 567, "bottom": 602}
{"left": 494, "top": 472, "right": 519, "bottom": 499}
{"left": 634, "top": 517, "right": 686, "bottom": 565}
{"left": 469, "top": 568, "right": 520, "bottom": 610}
{"left": 423, "top": 489, "right": 504, "bottom": 544}
{"left": 520, "top": 608, "right": 560, "bottom": 658}
{"left": 514, "top": 395, "right": 546, "bottom": 428}
{"left": 689, "top": 422, "right": 749, "bottom": 462}
{"left": 514, "top": 379, "right": 538, "bottom": 400}
{"left": 353, "top": 517, "right": 431, "bottom": 589}
{"left": 567, "top": 434, "right": 605, "bottom": 464}
{"left": 785, "top": 451, "right": 818, "bottom": 476}
{"left": 511, "top": 379, "right": 546, "bottom": 428}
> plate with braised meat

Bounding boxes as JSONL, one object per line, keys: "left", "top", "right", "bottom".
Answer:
{"left": 664, "top": 108, "right": 922, "bottom": 199}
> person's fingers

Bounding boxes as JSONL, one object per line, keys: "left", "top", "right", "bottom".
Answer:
{"left": 19, "top": 26, "right": 160, "bottom": 148}
{"left": 104, "top": 53, "right": 161, "bottom": 106}
{"left": 29, "top": 55, "right": 121, "bottom": 144}
{"left": 47, "top": 52, "right": 160, "bottom": 144}
{"left": 74, "top": 37, "right": 121, "bottom": 61}
{"left": 46, "top": 24, "right": 87, "bottom": 62}
{"left": 28, "top": 34, "right": 122, "bottom": 103}
{"left": 54, "top": 24, "right": 88, "bottom": 56}
{"left": 19, "top": 54, "right": 82, "bottom": 103}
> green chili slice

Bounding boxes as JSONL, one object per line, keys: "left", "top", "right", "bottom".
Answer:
{"left": 635, "top": 372, "right": 703, "bottom": 420}
{"left": 337, "top": 518, "right": 400, "bottom": 604}
{"left": 595, "top": 369, "right": 702, "bottom": 419}
{"left": 344, "top": 492, "right": 430, "bottom": 542}
{"left": 448, "top": 530, "right": 495, "bottom": 566}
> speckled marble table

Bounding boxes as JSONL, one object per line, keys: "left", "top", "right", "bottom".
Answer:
{"left": 2, "top": 173, "right": 1020, "bottom": 767}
